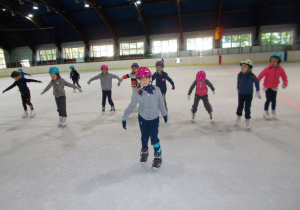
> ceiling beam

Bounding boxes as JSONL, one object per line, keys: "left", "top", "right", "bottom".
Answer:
{"left": 176, "top": 0, "right": 183, "bottom": 50}
{"left": 40, "top": 0, "right": 89, "bottom": 49}
{"left": 0, "top": 0, "right": 61, "bottom": 52}
{"left": 0, "top": 36, "right": 11, "bottom": 53}
{"left": 131, "top": 1, "right": 150, "bottom": 48}
{"left": 86, "top": 0, "right": 118, "bottom": 48}
{"left": 254, "top": 0, "right": 270, "bottom": 46}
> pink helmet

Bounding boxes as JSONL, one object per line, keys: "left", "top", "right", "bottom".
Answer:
{"left": 100, "top": 64, "right": 108, "bottom": 70}
{"left": 136, "top": 67, "right": 152, "bottom": 78}
{"left": 196, "top": 70, "right": 206, "bottom": 82}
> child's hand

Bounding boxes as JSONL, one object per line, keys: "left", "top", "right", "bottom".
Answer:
{"left": 41, "top": 92, "right": 43, "bottom": 95}
{"left": 213, "top": 90, "right": 215, "bottom": 94}
{"left": 87, "top": 81, "right": 91, "bottom": 85}
{"left": 163, "top": 115, "right": 168, "bottom": 123}
{"left": 39, "top": 81, "right": 42, "bottom": 83}
{"left": 255, "top": 91, "right": 261, "bottom": 99}
{"left": 187, "top": 94, "right": 190, "bottom": 100}
{"left": 2, "top": 90, "right": 5, "bottom": 94}
{"left": 282, "top": 84, "right": 287, "bottom": 89}
{"left": 122, "top": 118, "right": 126, "bottom": 130}
{"left": 117, "top": 81, "right": 121, "bottom": 87}
{"left": 172, "top": 85, "right": 175, "bottom": 90}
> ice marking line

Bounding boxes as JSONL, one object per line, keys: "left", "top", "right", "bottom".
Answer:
{"left": 220, "top": 64, "right": 300, "bottom": 112}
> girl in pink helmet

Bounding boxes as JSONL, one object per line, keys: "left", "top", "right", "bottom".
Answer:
{"left": 87, "top": 64, "right": 121, "bottom": 113}
{"left": 122, "top": 67, "right": 168, "bottom": 170}
{"left": 187, "top": 70, "right": 215, "bottom": 122}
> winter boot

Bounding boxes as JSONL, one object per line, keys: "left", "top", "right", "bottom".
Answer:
{"left": 110, "top": 106, "right": 115, "bottom": 113}
{"left": 263, "top": 111, "right": 272, "bottom": 119}
{"left": 30, "top": 110, "right": 35, "bottom": 118}
{"left": 246, "top": 119, "right": 251, "bottom": 129}
{"left": 22, "top": 111, "right": 28, "bottom": 118}
{"left": 61, "top": 117, "right": 67, "bottom": 127}
{"left": 58, "top": 116, "right": 63, "bottom": 127}
{"left": 140, "top": 148, "right": 149, "bottom": 163}
{"left": 271, "top": 110, "right": 276, "bottom": 119}
{"left": 152, "top": 152, "right": 162, "bottom": 169}
{"left": 234, "top": 116, "right": 241, "bottom": 126}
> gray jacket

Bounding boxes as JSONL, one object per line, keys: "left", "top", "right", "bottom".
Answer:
{"left": 41, "top": 78, "right": 79, "bottom": 97}
{"left": 88, "top": 73, "right": 121, "bottom": 91}
{"left": 123, "top": 86, "right": 167, "bottom": 120}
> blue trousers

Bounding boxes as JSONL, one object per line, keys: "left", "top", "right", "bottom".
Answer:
{"left": 236, "top": 94, "right": 253, "bottom": 119}
{"left": 138, "top": 115, "right": 160, "bottom": 148}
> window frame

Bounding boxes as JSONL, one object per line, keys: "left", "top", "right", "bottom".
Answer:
{"left": 120, "top": 42, "right": 144, "bottom": 55}
{"left": 222, "top": 34, "right": 251, "bottom": 48}
{"left": 152, "top": 39, "right": 178, "bottom": 53}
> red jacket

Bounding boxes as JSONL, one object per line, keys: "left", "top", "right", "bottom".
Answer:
{"left": 257, "top": 64, "right": 288, "bottom": 89}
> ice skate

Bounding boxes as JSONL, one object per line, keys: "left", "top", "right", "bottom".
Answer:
{"left": 191, "top": 111, "right": 195, "bottom": 122}
{"left": 110, "top": 106, "right": 115, "bottom": 113}
{"left": 30, "top": 110, "right": 35, "bottom": 118}
{"left": 246, "top": 119, "right": 251, "bottom": 129}
{"left": 234, "top": 116, "right": 241, "bottom": 126}
{"left": 152, "top": 152, "right": 162, "bottom": 171}
{"left": 58, "top": 116, "right": 63, "bottom": 127}
{"left": 263, "top": 111, "right": 272, "bottom": 119}
{"left": 209, "top": 113, "right": 214, "bottom": 122}
{"left": 102, "top": 107, "right": 105, "bottom": 114}
{"left": 79, "top": 88, "right": 83, "bottom": 93}
{"left": 22, "top": 111, "right": 28, "bottom": 118}
{"left": 271, "top": 110, "right": 277, "bottom": 119}
{"left": 61, "top": 117, "right": 67, "bottom": 127}
{"left": 73, "top": 89, "right": 76, "bottom": 93}
{"left": 140, "top": 148, "right": 149, "bottom": 164}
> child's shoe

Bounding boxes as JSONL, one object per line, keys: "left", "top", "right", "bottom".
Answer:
{"left": 73, "top": 89, "right": 76, "bottom": 93}
{"left": 209, "top": 112, "right": 214, "bottom": 122}
{"left": 30, "top": 110, "right": 35, "bottom": 118}
{"left": 271, "top": 110, "right": 276, "bottom": 119}
{"left": 263, "top": 111, "right": 272, "bottom": 119}
{"left": 111, "top": 106, "right": 115, "bottom": 113}
{"left": 140, "top": 148, "right": 149, "bottom": 163}
{"left": 22, "top": 111, "right": 28, "bottom": 118}
{"left": 234, "top": 116, "right": 241, "bottom": 126}
{"left": 246, "top": 119, "right": 251, "bottom": 129}
{"left": 152, "top": 152, "right": 162, "bottom": 170}
{"left": 61, "top": 117, "right": 67, "bottom": 127}
{"left": 58, "top": 116, "right": 63, "bottom": 127}
{"left": 102, "top": 107, "right": 105, "bottom": 114}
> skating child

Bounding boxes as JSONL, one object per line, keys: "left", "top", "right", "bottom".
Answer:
{"left": 187, "top": 70, "right": 215, "bottom": 122}
{"left": 119, "top": 62, "right": 139, "bottom": 93}
{"left": 235, "top": 59, "right": 261, "bottom": 129}
{"left": 87, "top": 64, "right": 121, "bottom": 113}
{"left": 41, "top": 67, "right": 82, "bottom": 127}
{"left": 69, "top": 65, "right": 82, "bottom": 93}
{"left": 122, "top": 67, "right": 168, "bottom": 170}
{"left": 152, "top": 60, "right": 175, "bottom": 111}
{"left": 2, "top": 71, "right": 42, "bottom": 118}
{"left": 18, "top": 67, "right": 31, "bottom": 78}
{"left": 257, "top": 53, "right": 288, "bottom": 119}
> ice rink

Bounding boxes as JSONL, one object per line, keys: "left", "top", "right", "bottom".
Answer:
{"left": 1, "top": 62, "right": 300, "bottom": 210}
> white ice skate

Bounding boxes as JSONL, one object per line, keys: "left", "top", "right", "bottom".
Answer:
{"left": 22, "top": 111, "right": 28, "bottom": 118}
{"left": 263, "top": 111, "right": 272, "bottom": 120}
{"left": 234, "top": 116, "right": 241, "bottom": 126}
{"left": 61, "top": 117, "right": 67, "bottom": 127}
{"left": 58, "top": 116, "right": 63, "bottom": 127}
{"left": 102, "top": 107, "right": 105, "bottom": 114}
{"left": 209, "top": 113, "right": 214, "bottom": 123}
{"left": 73, "top": 89, "right": 76, "bottom": 93}
{"left": 271, "top": 110, "right": 277, "bottom": 119}
{"left": 111, "top": 106, "right": 115, "bottom": 114}
{"left": 191, "top": 112, "right": 195, "bottom": 122}
{"left": 30, "top": 110, "right": 35, "bottom": 118}
{"left": 246, "top": 119, "right": 251, "bottom": 129}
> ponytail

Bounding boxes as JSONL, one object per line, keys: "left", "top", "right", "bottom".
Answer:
{"left": 137, "top": 84, "right": 143, "bottom": 95}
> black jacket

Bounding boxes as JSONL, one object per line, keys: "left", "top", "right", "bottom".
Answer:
{"left": 3, "top": 78, "right": 41, "bottom": 95}
{"left": 70, "top": 70, "right": 80, "bottom": 80}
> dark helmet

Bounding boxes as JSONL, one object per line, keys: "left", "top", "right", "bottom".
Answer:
{"left": 11, "top": 71, "right": 20, "bottom": 78}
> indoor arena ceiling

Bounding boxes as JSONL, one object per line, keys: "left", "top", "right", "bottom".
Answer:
{"left": 0, "top": 0, "right": 299, "bottom": 52}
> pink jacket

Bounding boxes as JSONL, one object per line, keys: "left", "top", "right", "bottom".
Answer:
{"left": 257, "top": 64, "right": 288, "bottom": 89}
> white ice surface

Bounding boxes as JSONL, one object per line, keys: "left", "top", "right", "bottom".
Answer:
{"left": 0, "top": 63, "right": 300, "bottom": 210}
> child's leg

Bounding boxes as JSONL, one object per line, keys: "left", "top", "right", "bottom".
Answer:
{"left": 149, "top": 117, "right": 160, "bottom": 153}
{"left": 107, "top": 90, "right": 114, "bottom": 106}
{"left": 24, "top": 92, "right": 34, "bottom": 110}
{"left": 264, "top": 88, "right": 272, "bottom": 111}
{"left": 236, "top": 94, "right": 245, "bottom": 117}
{"left": 202, "top": 94, "right": 213, "bottom": 113}
{"left": 192, "top": 94, "right": 201, "bottom": 113}
{"left": 55, "top": 96, "right": 67, "bottom": 117}
{"left": 102, "top": 90, "right": 107, "bottom": 107}
{"left": 271, "top": 90, "right": 277, "bottom": 110}
{"left": 21, "top": 94, "right": 28, "bottom": 111}
{"left": 72, "top": 80, "right": 76, "bottom": 90}
{"left": 244, "top": 94, "right": 253, "bottom": 119}
{"left": 138, "top": 115, "right": 150, "bottom": 149}
{"left": 75, "top": 80, "right": 81, "bottom": 88}
{"left": 161, "top": 92, "right": 167, "bottom": 111}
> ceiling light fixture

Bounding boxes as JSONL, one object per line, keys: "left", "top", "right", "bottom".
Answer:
{"left": 84, "top": 1, "right": 89, "bottom": 8}
{"left": 33, "top": 3, "right": 38, "bottom": 10}
{"left": 2, "top": 8, "right": 6, "bottom": 11}
{"left": 19, "top": 0, "right": 24, "bottom": 5}
{"left": 136, "top": 0, "right": 141, "bottom": 4}
{"left": 11, "top": 11, "right": 16, "bottom": 16}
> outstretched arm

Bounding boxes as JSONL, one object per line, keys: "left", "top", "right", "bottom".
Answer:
{"left": 24, "top": 78, "right": 42, "bottom": 83}
{"left": 205, "top": 79, "right": 215, "bottom": 92}
{"left": 87, "top": 74, "right": 101, "bottom": 84}
{"left": 41, "top": 81, "right": 53, "bottom": 95}
{"left": 2, "top": 82, "right": 17, "bottom": 93}
{"left": 188, "top": 80, "right": 197, "bottom": 95}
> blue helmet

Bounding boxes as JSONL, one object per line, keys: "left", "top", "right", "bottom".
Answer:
{"left": 18, "top": 67, "right": 23, "bottom": 71}
{"left": 49, "top": 66, "right": 59, "bottom": 74}
{"left": 155, "top": 60, "right": 164, "bottom": 68}
{"left": 69, "top": 65, "right": 75, "bottom": 69}
{"left": 270, "top": 52, "right": 282, "bottom": 63}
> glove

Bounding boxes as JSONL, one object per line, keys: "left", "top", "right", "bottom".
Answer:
{"left": 282, "top": 84, "right": 287, "bottom": 89}
{"left": 117, "top": 81, "right": 121, "bottom": 87}
{"left": 163, "top": 115, "right": 168, "bottom": 123}
{"left": 172, "top": 85, "right": 175, "bottom": 90}
{"left": 39, "top": 81, "right": 42, "bottom": 83}
{"left": 255, "top": 91, "right": 261, "bottom": 99}
{"left": 122, "top": 118, "right": 126, "bottom": 130}
{"left": 41, "top": 92, "right": 43, "bottom": 95}
{"left": 87, "top": 81, "right": 91, "bottom": 85}
{"left": 213, "top": 90, "right": 215, "bottom": 94}
{"left": 187, "top": 94, "right": 190, "bottom": 100}
{"left": 2, "top": 90, "right": 5, "bottom": 94}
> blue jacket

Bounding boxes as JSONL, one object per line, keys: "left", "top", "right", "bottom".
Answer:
{"left": 20, "top": 72, "right": 30, "bottom": 78}
{"left": 237, "top": 71, "right": 260, "bottom": 95}
{"left": 152, "top": 72, "right": 174, "bottom": 94}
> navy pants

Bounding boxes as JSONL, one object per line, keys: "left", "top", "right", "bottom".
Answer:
{"left": 55, "top": 96, "right": 67, "bottom": 117}
{"left": 21, "top": 92, "right": 34, "bottom": 111}
{"left": 236, "top": 94, "right": 253, "bottom": 119}
{"left": 264, "top": 88, "right": 277, "bottom": 111}
{"left": 138, "top": 115, "right": 160, "bottom": 149}
{"left": 72, "top": 80, "right": 81, "bottom": 89}
{"left": 192, "top": 94, "right": 212, "bottom": 114}
{"left": 102, "top": 90, "right": 114, "bottom": 107}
